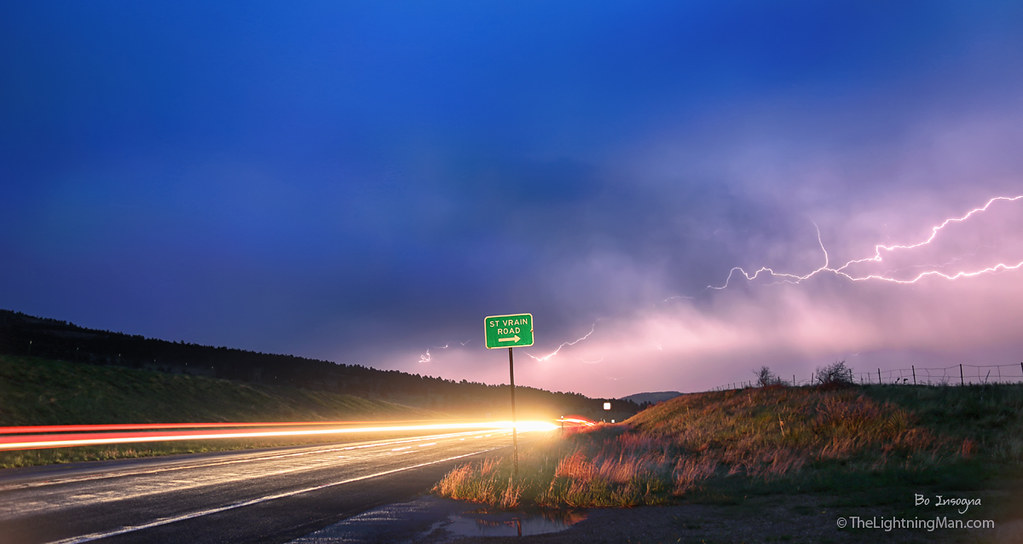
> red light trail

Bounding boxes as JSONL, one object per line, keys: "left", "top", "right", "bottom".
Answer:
{"left": 558, "top": 415, "right": 597, "bottom": 428}
{"left": 0, "top": 420, "right": 415, "bottom": 435}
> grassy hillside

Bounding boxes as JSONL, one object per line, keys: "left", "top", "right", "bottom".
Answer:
{"left": 434, "top": 384, "right": 1023, "bottom": 509}
{"left": 0, "top": 354, "right": 431, "bottom": 425}
{"left": 0, "top": 354, "right": 437, "bottom": 467}
{"left": 0, "top": 309, "right": 626, "bottom": 420}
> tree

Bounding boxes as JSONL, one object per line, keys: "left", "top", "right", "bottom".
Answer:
{"left": 754, "top": 366, "right": 784, "bottom": 387}
{"left": 815, "top": 360, "right": 854, "bottom": 387}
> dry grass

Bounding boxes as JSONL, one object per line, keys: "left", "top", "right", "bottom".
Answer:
{"left": 629, "top": 386, "right": 952, "bottom": 479}
{"left": 434, "top": 458, "right": 525, "bottom": 508}
{"left": 434, "top": 384, "right": 1018, "bottom": 509}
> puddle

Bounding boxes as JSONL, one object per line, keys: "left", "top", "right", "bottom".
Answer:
{"left": 288, "top": 495, "right": 586, "bottom": 543}
{"left": 443, "top": 507, "right": 587, "bottom": 538}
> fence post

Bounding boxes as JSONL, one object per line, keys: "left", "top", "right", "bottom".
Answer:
{"left": 912, "top": 365, "right": 916, "bottom": 385}
{"left": 878, "top": 368, "right": 882, "bottom": 384}
{"left": 960, "top": 363, "right": 965, "bottom": 386}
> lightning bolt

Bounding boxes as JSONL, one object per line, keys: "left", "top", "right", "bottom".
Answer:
{"left": 418, "top": 343, "right": 450, "bottom": 363}
{"left": 708, "top": 222, "right": 832, "bottom": 289}
{"left": 525, "top": 322, "right": 597, "bottom": 362}
{"left": 708, "top": 194, "right": 1023, "bottom": 289}
{"left": 832, "top": 195, "right": 1023, "bottom": 283}
{"left": 423, "top": 322, "right": 597, "bottom": 365}
{"left": 418, "top": 340, "right": 471, "bottom": 363}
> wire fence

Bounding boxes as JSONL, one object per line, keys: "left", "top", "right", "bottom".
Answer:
{"left": 717, "top": 362, "right": 1023, "bottom": 390}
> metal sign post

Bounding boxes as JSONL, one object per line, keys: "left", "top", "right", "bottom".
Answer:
{"left": 485, "top": 313, "right": 534, "bottom": 481}
{"left": 508, "top": 346, "right": 518, "bottom": 480}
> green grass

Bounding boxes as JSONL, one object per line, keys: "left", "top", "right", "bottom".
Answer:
{"left": 0, "top": 354, "right": 429, "bottom": 424}
{"left": 434, "top": 384, "right": 1023, "bottom": 509}
{"left": 0, "top": 354, "right": 437, "bottom": 467}
{"left": 861, "top": 383, "right": 1023, "bottom": 464}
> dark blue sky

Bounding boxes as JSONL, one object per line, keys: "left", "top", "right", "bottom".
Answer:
{"left": 4, "top": 2, "right": 1023, "bottom": 396}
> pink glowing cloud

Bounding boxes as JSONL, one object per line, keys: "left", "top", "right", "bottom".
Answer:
{"left": 397, "top": 192, "right": 1023, "bottom": 398}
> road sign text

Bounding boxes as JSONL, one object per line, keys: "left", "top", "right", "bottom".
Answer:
{"left": 484, "top": 313, "right": 534, "bottom": 349}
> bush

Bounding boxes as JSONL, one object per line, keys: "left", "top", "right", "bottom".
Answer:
{"left": 815, "top": 360, "right": 855, "bottom": 388}
{"left": 754, "top": 366, "right": 785, "bottom": 387}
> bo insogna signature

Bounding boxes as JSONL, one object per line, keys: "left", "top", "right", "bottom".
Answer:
{"left": 916, "top": 493, "right": 982, "bottom": 515}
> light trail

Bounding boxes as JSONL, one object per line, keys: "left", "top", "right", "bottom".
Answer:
{"left": 0, "top": 420, "right": 559, "bottom": 451}
{"left": 40, "top": 447, "right": 506, "bottom": 544}
{"left": 0, "top": 420, "right": 428, "bottom": 435}
{"left": 525, "top": 322, "right": 598, "bottom": 362}
{"left": 558, "top": 415, "right": 597, "bottom": 428}
{"left": 708, "top": 194, "right": 1023, "bottom": 289}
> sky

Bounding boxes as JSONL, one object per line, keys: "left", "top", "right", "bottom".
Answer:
{"left": 3, "top": 1, "right": 1023, "bottom": 398}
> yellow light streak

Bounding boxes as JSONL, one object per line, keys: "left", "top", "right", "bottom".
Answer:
{"left": 0, "top": 420, "right": 559, "bottom": 451}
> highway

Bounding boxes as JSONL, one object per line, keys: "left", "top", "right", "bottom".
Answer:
{"left": 0, "top": 428, "right": 522, "bottom": 544}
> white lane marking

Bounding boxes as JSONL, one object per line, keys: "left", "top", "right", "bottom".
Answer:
{"left": 44, "top": 446, "right": 505, "bottom": 544}
{"left": 0, "top": 431, "right": 506, "bottom": 521}
{"left": 0, "top": 431, "right": 491, "bottom": 492}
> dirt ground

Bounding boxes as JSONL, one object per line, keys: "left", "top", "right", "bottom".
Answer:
{"left": 292, "top": 484, "right": 1023, "bottom": 544}
{"left": 466, "top": 492, "right": 1022, "bottom": 544}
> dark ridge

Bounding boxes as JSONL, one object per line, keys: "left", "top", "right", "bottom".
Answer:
{"left": 0, "top": 309, "right": 641, "bottom": 420}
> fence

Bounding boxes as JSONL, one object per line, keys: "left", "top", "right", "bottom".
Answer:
{"left": 718, "top": 362, "right": 1023, "bottom": 390}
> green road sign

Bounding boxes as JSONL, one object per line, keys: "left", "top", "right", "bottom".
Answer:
{"left": 484, "top": 313, "right": 534, "bottom": 349}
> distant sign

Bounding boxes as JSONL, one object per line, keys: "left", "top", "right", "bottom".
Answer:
{"left": 484, "top": 313, "right": 534, "bottom": 349}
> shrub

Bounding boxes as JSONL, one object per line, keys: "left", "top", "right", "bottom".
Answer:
{"left": 815, "top": 360, "right": 855, "bottom": 388}
{"left": 754, "top": 366, "right": 785, "bottom": 387}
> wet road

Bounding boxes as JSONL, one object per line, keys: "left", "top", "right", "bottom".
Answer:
{"left": 0, "top": 429, "right": 515, "bottom": 544}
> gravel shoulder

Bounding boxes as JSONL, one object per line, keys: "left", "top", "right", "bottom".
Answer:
{"left": 293, "top": 484, "right": 1023, "bottom": 544}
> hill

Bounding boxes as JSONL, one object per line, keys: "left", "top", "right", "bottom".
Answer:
{"left": 0, "top": 354, "right": 432, "bottom": 426}
{"left": 434, "top": 383, "right": 1023, "bottom": 510}
{"left": 619, "top": 391, "right": 682, "bottom": 406}
{"left": 0, "top": 353, "right": 446, "bottom": 467}
{"left": 0, "top": 310, "right": 637, "bottom": 420}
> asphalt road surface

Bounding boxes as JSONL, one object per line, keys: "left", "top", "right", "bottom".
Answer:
{"left": 0, "top": 429, "right": 516, "bottom": 544}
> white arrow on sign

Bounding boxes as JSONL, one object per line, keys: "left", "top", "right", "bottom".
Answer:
{"left": 498, "top": 335, "right": 521, "bottom": 343}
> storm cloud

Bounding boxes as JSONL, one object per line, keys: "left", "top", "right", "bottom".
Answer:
{"left": 3, "top": 2, "right": 1022, "bottom": 397}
